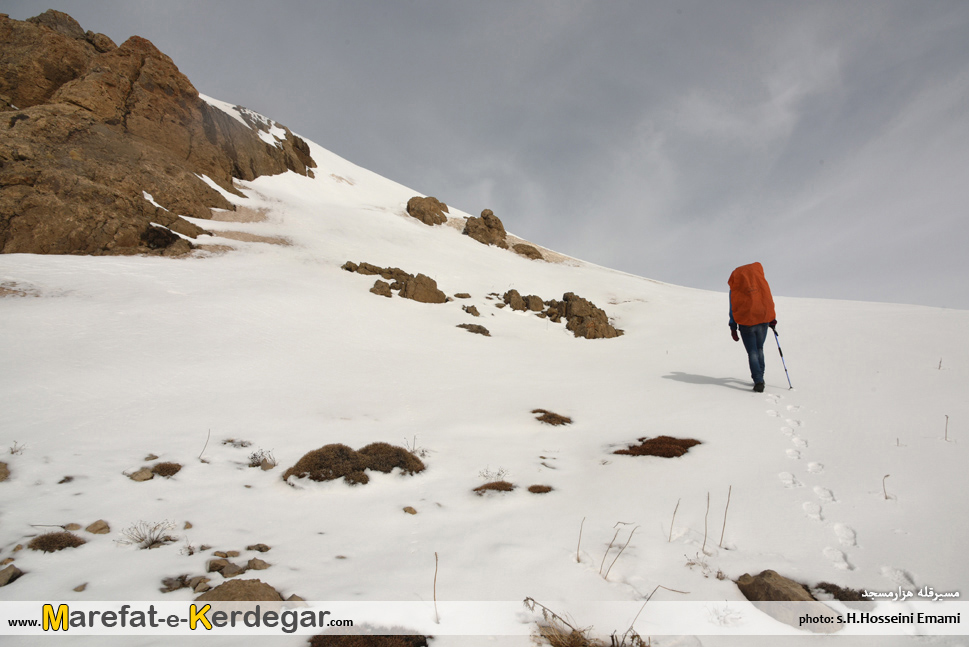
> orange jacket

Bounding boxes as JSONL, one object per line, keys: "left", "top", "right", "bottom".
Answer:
{"left": 728, "top": 262, "right": 776, "bottom": 326}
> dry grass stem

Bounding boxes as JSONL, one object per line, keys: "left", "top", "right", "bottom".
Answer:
{"left": 577, "top": 517, "right": 585, "bottom": 563}
{"left": 702, "top": 492, "right": 710, "bottom": 554}
{"left": 719, "top": 485, "right": 732, "bottom": 548}
{"left": 603, "top": 526, "right": 639, "bottom": 580}
{"left": 668, "top": 499, "right": 680, "bottom": 543}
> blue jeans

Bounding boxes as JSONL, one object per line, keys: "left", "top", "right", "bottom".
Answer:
{"left": 739, "top": 323, "right": 769, "bottom": 384}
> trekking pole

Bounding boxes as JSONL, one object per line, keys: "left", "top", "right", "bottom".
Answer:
{"left": 773, "top": 329, "right": 793, "bottom": 389}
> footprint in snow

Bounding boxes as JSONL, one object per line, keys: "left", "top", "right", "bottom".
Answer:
{"left": 803, "top": 502, "right": 823, "bottom": 521}
{"left": 807, "top": 462, "right": 824, "bottom": 474}
{"left": 787, "top": 405, "right": 801, "bottom": 413}
{"left": 834, "top": 523, "right": 857, "bottom": 547}
{"left": 824, "top": 547, "right": 853, "bottom": 570}
{"left": 786, "top": 418, "right": 802, "bottom": 428}
{"left": 791, "top": 436, "right": 808, "bottom": 448}
{"left": 780, "top": 426, "right": 795, "bottom": 436}
{"left": 881, "top": 566, "right": 916, "bottom": 588}
{"left": 779, "top": 472, "right": 803, "bottom": 488}
{"left": 786, "top": 449, "right": 801, "bottom": 459}
{"left": 767, "top": 410, "right": 780, "bottom": 417}
{"left": 814, "top": 486, "right": 836, "bottom": 503}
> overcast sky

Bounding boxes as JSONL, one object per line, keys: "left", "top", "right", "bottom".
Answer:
{"left": 7, "top": 1, "right": 969, "bottom": 309}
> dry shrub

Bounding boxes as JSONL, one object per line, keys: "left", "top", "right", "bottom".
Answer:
{"left": 308, "top": 635, "right": 430, "bottom": 647}
{"left": 614, "top": 436, "right": 701, "bottom": 458}
{"left": 474, "top": 480, "right": 515, "bottom": 495}
{"left": 152, "top": 462, "right": 182, "bottom": 477}
{"left": 528, "top": 485, "right": 553, "bottom": 494}
{"left": 284, "top": 443, "right": 424, "bottom": 486}
{"left": 283, "top": 444, "right": 367, "bottom": 483}
{"left": 815, "top": 581, "right": 872, "bottom": 602}
{"left": 28, "top": 531, "right": 86, "bottom": 553}
{"left": 358, "top": 443, "right": 425, "bottom": 475}
{"left": 532, "top": 409, "right": 572, "bottom": 426}
{"left": 536, "top": 621, "right": 602, "bottom": 647}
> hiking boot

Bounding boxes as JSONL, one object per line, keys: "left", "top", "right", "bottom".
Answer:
{"left": 753, "top": 382, "right": 765, "bottom": 393}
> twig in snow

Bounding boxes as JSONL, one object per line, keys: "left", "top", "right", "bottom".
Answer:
{"left": 433, "top": 552, "right": 440, "bottom": 624}
{"left": 576, "top": 517, "right": 585, "bottom": 563}
{"left": 198, "top": 429, "right": 211, "bottom": 461}
{"left": 604, "top": 526, "right": 639, "bottom": 580}
{"left": 701, "top": 492, "right": 710, "bottom": 554}
{"left": 668, "top": 499, "right": 680, "bottom": 543}
{"left": 719, "top": 485, "right": 732, "bottom": 548}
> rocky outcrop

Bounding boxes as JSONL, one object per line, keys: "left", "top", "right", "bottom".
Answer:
{"left": 463, "top": 209, "right": 509, "bottom": 248}
{"left": 0, "top": 11, "right": 316, "bottom": 256}
{"left": 501, "top": 289, "right": 622, "bottom": 339}
{"left": 342, "top": 261, "right": 447, "bottom": 304}
{"left": 406, "top": 196, "right": 449, "bottom": 226}
{"left": 546, "top": 292, "right": 623, "bottom": 339}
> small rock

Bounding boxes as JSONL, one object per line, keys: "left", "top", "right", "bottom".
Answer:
{"left": 0, "top": 565, "right": 24, "bottom": 587}
{"left": 453, "top": 293, "right": 472, "bottom": 299}
{"left": 13, "top": 545, "right": 23, "bottom": 552}
{"left": 247, "top": 558, "right": 270, "bottom": 571}
{"left": 0, "top": 462, "right": 9, "bottom": 482}
{"left": 214, "top": 551, "right": 228, "bottom": 558}
{"left": 58, "top": 476, "right": 73, "bottom": 484}
{"left": 403, "top": 507, "right": 417, "bottom": 515}
{"left": 226, "top": 550, "right": 240, "bottom": 558}
{"left": 128, "top": 467, "right": 154, "bottom": 482}
{"left": 513, "top": 243, "right": 544, "bottom": 260}
{"left": 194, "top": 581, "right": 211, "bottom": 593}
{"left": 287, "top": 594, "right": 305, "bottom": 602}
{"left": 85, "top": 520, "right": 110, "bottom": 535}
{"left": 259, "top": 459, "right": 275, "bottom": 471}
{"left": 220, "top": 563, "right": 247, "bottom": 578}
{"left": 247, "top": 544, "right": 271, "bottom": 552}
{"left": 188, "top": 576, "right": 210, "bottom": 590}
{"left": 207, "top": 558, "right": 230, "bottom": 573}
{"left": 63, "top": 523, "right": 81, "bottom": 531}
{"left": 457, "top": 323, "right": 491, "bottom": 336}
{"left": 144, "top": 454, "right": 159, "bottom": 461}
{"left": 463, "top": 305, "right": 480, "bottom": 317}
{"left": 0, "top": 558, "right": 13, "bottom": 566}
{"left": 183, "top": 521, "right": 193, "bottom": 530}
{"left": 73, "top": 583, "right": 87, "bottom": 592}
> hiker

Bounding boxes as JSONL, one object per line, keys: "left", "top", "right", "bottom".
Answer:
{"left": 728, "top": 262, "right": 777, "bottom": 393}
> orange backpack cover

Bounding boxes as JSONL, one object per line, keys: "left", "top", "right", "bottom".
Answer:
{"left": 728, "top": 262, "right": 776, "bottom": 326}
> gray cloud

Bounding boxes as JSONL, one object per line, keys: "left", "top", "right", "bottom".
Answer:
{"left": 6, "top": 0, "right": 968, "bottom": 308}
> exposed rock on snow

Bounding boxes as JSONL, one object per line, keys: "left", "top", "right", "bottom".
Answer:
{"left": 513, "top": 243, "right": 544, "bottom": 260}
{"left": 0, "top": 564, "right": 24, "bottom": 587}
{"left": 0, "top": 462, "right": 9, "bottom": 482}
{"left": 463, "top": 209, "right": 509, "bottom": 249}
{"left": 342, "top": 261, "right": 447, "bottom": 304}
{"left": 736, "top": 569, "right": 843, "bottom": 633}
{"left": 128, "top": 467, "right": 154, "bottom": 482}
{"left": 0, "top": 11, "right": 315, "bottom": 256}
{"left": 195, "top": 578, "right": 284, "bottom": 602}
{"left": 457, "top": 323, "right": 491, "bottom": 336}
{"left": 405, "top": 196, "right": 449, "bottom": 226}
{"left": 84, "top": 520, "right": 110, "bottom": 534}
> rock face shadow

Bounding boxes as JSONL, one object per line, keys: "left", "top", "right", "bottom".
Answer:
{"left": 662, "top": 372, "right": 751, "bottom": 391}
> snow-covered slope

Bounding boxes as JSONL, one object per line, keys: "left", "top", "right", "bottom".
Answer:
{"left": 1, "top": 129, "right": 967, "bottom": 646}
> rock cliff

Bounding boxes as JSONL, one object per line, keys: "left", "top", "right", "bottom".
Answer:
{"left": 0, "top": 10, "right": 316, "bottom": 256}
